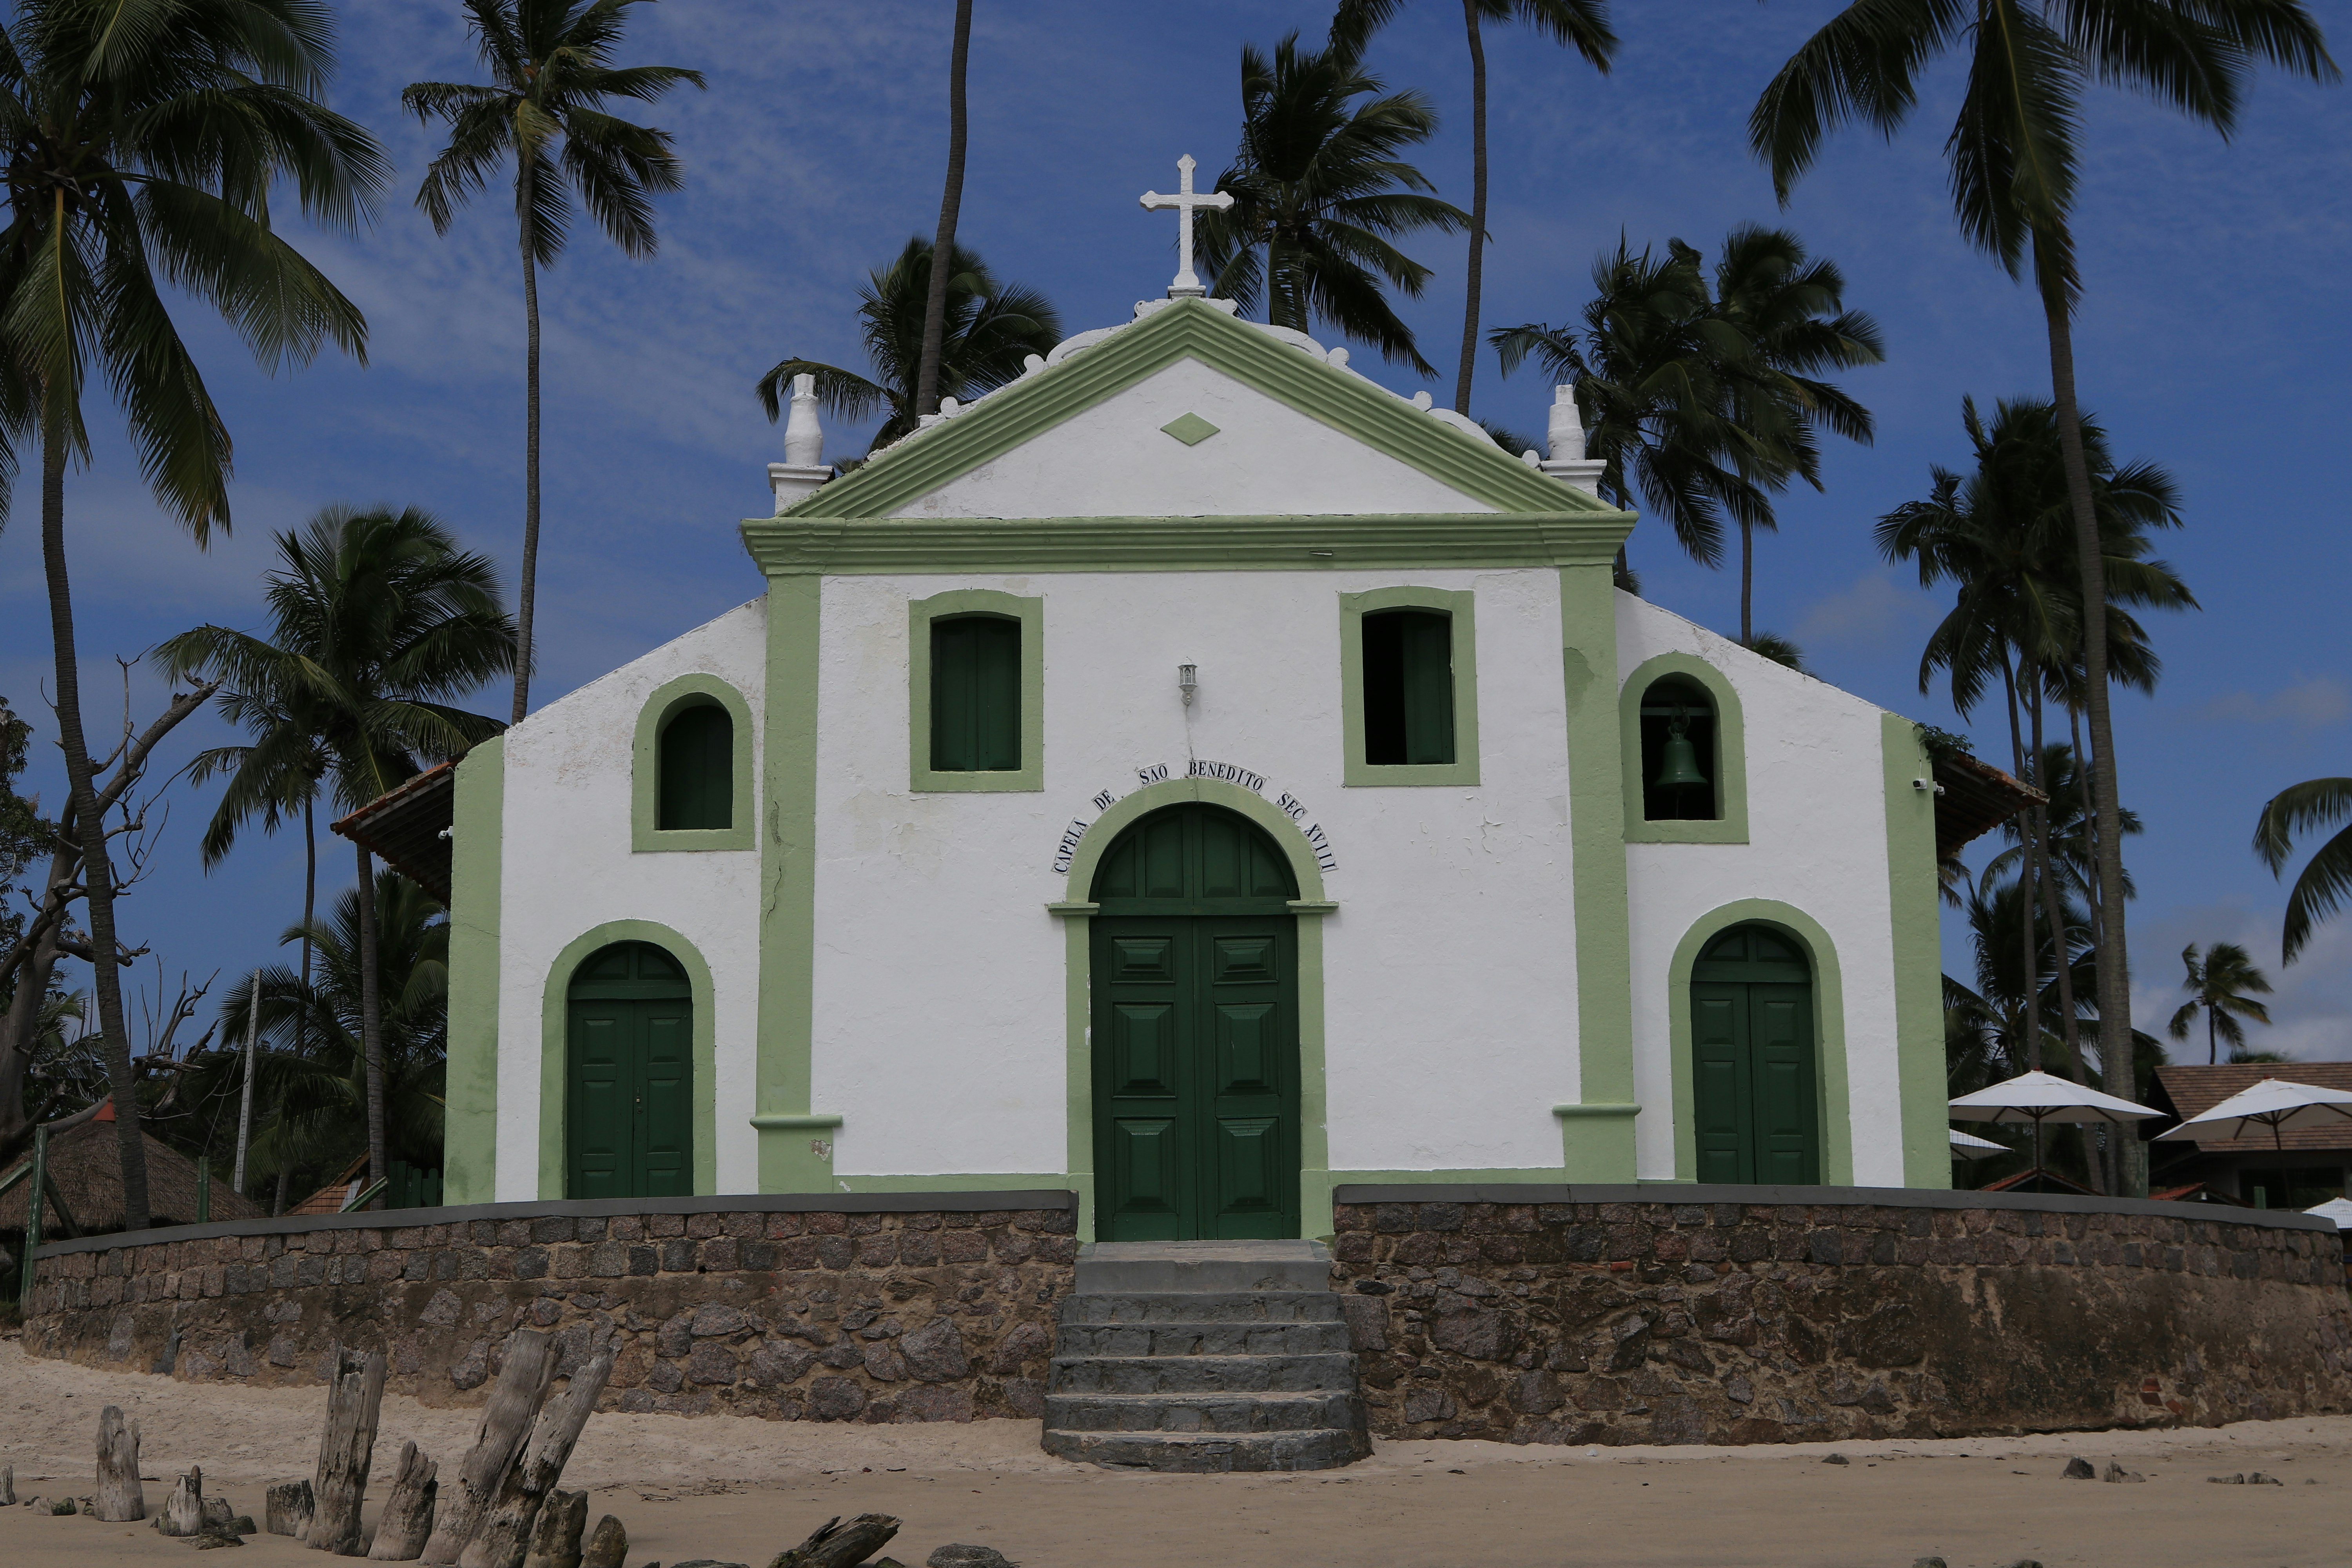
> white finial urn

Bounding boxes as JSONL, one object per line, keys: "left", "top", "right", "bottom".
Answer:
{"left": 768, "top": 371, "right": 835, "bottom": 512}
{"left": 1539, "top": 383, "right": 1605, "bottom": 497}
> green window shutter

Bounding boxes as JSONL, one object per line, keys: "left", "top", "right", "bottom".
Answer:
{"left": 931, "top": 614, "right": 1022, "bottom": 772}
{"left": 1361, "top": 610, "right": 1455, "bottom": 766}
{"left": 657, "top": 703, "right": 733, "bottom": 830}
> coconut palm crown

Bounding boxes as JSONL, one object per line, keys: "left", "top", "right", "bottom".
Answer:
{"left": 2167, "top": 942, "right": 2274, "bottom": 1065}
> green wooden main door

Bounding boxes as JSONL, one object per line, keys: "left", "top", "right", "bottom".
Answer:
{"left": 567, "top": 941, "right": 694, "bottom": 1198}
{"left": 1691, "top": 924, "right": 1820, "bottom": 1185}
{"left": 1090, "top": 804, "right": 1301, "bottom": 1240}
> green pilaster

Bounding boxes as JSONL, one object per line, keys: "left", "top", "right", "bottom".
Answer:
{"left": 443, "top": 737, "right": 504, "bottom": 1205}
{"left": 1883, "top": 714, "right": 1951, "bottom": 1188}
{"left": 756, "top": 575, "right": 831, "bottom": 1190}
{"left": 1559, "top": 562, "right": 1638, "bottom": 1180}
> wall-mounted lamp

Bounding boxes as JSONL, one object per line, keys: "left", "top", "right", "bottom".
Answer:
{"left": 1178, "top": 663, "right": 1198, "bottom": 707}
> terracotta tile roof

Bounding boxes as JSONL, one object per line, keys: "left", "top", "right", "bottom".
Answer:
{"left": 2150, "top": 1063, "right": 2352, "bottom": 1153}
{"left": 330, "top": 760, "right": 457, "bottom": 902}
{"left": 287, "top": 1154, "right": 370, "bottom": 1216}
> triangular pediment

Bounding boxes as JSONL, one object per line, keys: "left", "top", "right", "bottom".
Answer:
{"left": 781, "top": 298, "right": 1610, "bottom": 521}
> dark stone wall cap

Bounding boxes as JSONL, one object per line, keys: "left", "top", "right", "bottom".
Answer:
{"left": 29, "top": 1188, "right": 1079, "bottom": 1261}
{"left": 1328, "top": 1181, "right": 2339, "bottom": 1233}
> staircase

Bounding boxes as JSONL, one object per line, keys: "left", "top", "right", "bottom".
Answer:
{"left": 1041, "top": 1240, "right": 1370, "bottom": 1473}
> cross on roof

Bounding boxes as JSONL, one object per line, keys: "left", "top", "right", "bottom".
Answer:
{"left": 1139, "top": 154, "right": 1234, "bottom": 299}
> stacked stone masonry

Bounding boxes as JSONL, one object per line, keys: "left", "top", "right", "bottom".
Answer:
{"left": 1328, "top": 1199, "right": 2352, "bottom": 1446}
{"left": 24, "top": 1206, "right": 1077, "bottom": 1424}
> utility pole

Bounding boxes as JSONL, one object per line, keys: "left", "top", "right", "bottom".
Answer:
{"left": 232, "top": 970, "right": 260, "bottom": 1196}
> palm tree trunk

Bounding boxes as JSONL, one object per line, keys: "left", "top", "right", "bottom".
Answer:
{"left": 2029, "top": 685, "right": 2082, "bottom": 1076}
{"left": 1452, "top": 0, "right": 1490, "bottom": 417}
{"left": 2036, "top": 234, "right": 2141, "bottom": 1194}
{"left": 300, "top": 791, "right": 316, "bottom": 1057}
{"left": 2209, "top": 1009, "right": 2218, "bottom": 1067}
{"left": 38, "top": 397, "right": 151, "bottom": 1233}
{"left": 2000, "top": 650, "right": 2041, "bottom": 1073}
{"left": 914, "top": 0, "right": 974, "bottom": 419}
{"left": 511, "top": 223, "right": 542, "bottom": 727}
{"left": 1739, "top": 519, "right": 1753, "bottom": 644}
{"left": 355, "top": 841, "right": 385, "bottom": 1204}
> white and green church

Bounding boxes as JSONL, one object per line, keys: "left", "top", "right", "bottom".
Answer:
{"left": 416, "top": 167, "right": 1971, "bottom": 1241}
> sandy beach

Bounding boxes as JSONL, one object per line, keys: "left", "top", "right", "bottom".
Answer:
{"left": 4, "top": 1338, "right": 2344, "bottom": 1567}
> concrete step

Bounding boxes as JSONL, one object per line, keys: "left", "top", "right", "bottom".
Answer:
{"left": 1049, "top": 1352, "right": 1361, "bottom": 1395}
{"left": 1051, "top": 1319, "right": 1353, "bottom": 1357}
{"left": 1074, "top": 1240, "right": 1332, "bottom": 1295}
{"left": 1042, "top": 1427, "right": 1368, "bottom": 1473}
{"left": 1044, "top": 1389, "right": 1366, "bottom": 1435}
{"left": 1056, "top": 1290, "right": 1346, "bottom": 1326}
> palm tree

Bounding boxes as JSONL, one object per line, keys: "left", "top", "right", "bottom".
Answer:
{"left": 2168, "top": 942, "right": 2274, "bottom": 1065}
{"left": 1196, "top": 31, "right": 1470, "bottom": 375}
{"left": 1490, "top": 225, "right": 1881, "bottom": 616}
{"left": 1328, "top": 0, "right": 1615, "bottom": 416}
{"left": 2254, "top": 778, "right": 2352, "bottom": 964}
{"left": 1752, "top": 0, "right": 2336, "bottom": 1195}
{"left": 913, "top": 0, "right": 975, "bottom": 421}
{"left": 159, "top": 508, "right": 514, "bottom": 1198}
{"left": 757, "top": 238, "right": 1059, "bottom": 454}
{"left": 404, "top": 0, "right": 705, "bottom": 726}
{"left": 0, "top": 0, "right": 388, "bottom": 1231}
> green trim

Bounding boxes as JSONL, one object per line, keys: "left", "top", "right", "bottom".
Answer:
{"left": 1883, "top": 715, "right": 1951, "bottom": 1189}
{"left": 1160, "top": 412, "right": 1219, "bottom": 446}
{"left": 780, "top": 296, "right": 1615, "bottom": 521}
{"left": 537, "top": 920, "right": 720, "bottom": 1200}
{"left": 742, "top": 512, "right": 1633, "bottom": 578}
{"left": 1619, "top": 652, "right": 1750, "bottom": 844}
{"left": 1338, "top": 586, "right": 1481, "bottom": 788}
{"left": 832, "top": 1173, "right": 1074, "bottom": 1194}
{"left": 1665, "top": 900, "right": 1853, "bottom": 1187}
{"left": 748, "top": 1113, "right": 844, "bottom": 1131}
{"left": 443, "top": 738, "right": 504, "bottom": 1205}
{"left": 632, "top": 673, "right": 757, "bottom": 852}
{"left": 1558, "top": 565, "right": 1637, "bottom": 1181}
{"left": 757, "top": 577, "right": 828, "bottom": 1191}
{"left": 907, "top": 589, "right": 1045, "bottom": 793}
{"left": 1553, "top": 1102, "right": 1641, "bottom": 1120}
{"left": 1059, "top": 776, "right": 1331, "bottom": 1242}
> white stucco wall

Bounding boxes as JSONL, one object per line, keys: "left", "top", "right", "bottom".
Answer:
{"left": 1616, "top": 597, "right": 1908, "bottom": 1186}
{"left": 810, "top": 566, "right": 1580, "bottom": 1179}
{"left": 491, "top": 599, "right": 768, "bottom": 1201}
{"left": 887, "top": 357, "right": 1499, "bottom": 520}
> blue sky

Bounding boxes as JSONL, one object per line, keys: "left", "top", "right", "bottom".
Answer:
{"left": 2, "top": 1, "right": 2346, "bottom": 1061}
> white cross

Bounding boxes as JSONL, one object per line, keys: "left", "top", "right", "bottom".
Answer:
{"left": 1140, "top": 154, "right": 1234, "bottom": 299}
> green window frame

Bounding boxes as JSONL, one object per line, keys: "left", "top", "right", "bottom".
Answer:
{"left": 908, "top": 588, "right": 1044, "bottom": 793}
{"left": 1619, "top": 652, "right": 1748, "bottom": 844}
{"left": 633, "top": 673, "right": 756, "bottom": 852}
{"left": 1338, "top": 586, "right": 1479, "bottom": 787}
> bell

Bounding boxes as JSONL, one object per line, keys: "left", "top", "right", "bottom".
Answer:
{"left": 1654, "top": 712, "right": 1709, "bottom": 790}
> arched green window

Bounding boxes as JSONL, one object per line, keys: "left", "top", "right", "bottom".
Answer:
{"left": 1361, "top": 608, "right": 1455, "bottom": 766}
{"left": 930, "top": 613, "right": 1022, "bottom": 773}
{"left": 657, "top": 702, "right": 733, "bottom": 831}
{"left": 1638, "top": 674, "right": 1719, "bottom": 822}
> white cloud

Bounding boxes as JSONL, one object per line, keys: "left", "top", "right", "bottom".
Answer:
{"left": 1793, "top": 570, "right": 1932, "bottom": 650}
{"left": 2129, "top": 901, "right": 2352, "bottom": 1065}
{"left": 2180, "top": 676, "right": 2350, "bottom": 731}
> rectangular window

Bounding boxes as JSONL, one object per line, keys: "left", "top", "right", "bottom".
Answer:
{"left": 1362, "top": 609, "right": 1455, "bottom": 766}
{"left": 930, "top": 614, "right": 1022, "bottom": 772}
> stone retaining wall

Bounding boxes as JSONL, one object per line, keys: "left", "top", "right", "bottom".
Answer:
{"left": 1328, "top": 1186, "right": 2352, "bottom": 1446}
{"left": 21, "top": 1194, "right": 1077, "bottom": 1425}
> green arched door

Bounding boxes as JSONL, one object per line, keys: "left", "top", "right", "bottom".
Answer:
{"left": 567, "top": 941, "right": 693, "bottom": 1198}
{"left": 1091, "top": 804, "right": 1300, "bottom": 1241}
{"left": 1691, "top": 924, "right": 1820, "bottom": 1185}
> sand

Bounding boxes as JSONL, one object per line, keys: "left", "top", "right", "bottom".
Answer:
{"left": 3, "top": 1336, "right": 2345, "bottom": 1567}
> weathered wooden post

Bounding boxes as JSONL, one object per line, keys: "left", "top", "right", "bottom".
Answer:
{"left": 520, "top": 1488, "right": 587, "bottom": 1568}
{"left": 267, "top": 1478, "right": 317, "bottom": 1538}
{"left": 161, "top": 1467, "right": 206, "bottom": 1537}
{"left": 309, "top": 1345, "right": 389, "bottom": 1554}
{"left": 366, "top": 1441, "right": 439, "bottom": 1561}
{"left": 577, "top": 1515, "right": 626, "bottom": 1568}
{"left": 1, "top": 1463, "right": 17, "bottom": 1506}
{"left": 18, "top": 1125, "right": 46, "bottom": 1306}
{"left": 93, "top": 1405, "right": 144, "bottom": 1521}
{"left": 770, "top": 1514, "right": 904, "bottom": 1568}
{"left": 195, "top": 1158, "right": 211, "bottom": 1223}
{"left": 459, "top": 1341, "right": 617, "bottom": 1568}
{"left": 419, "top": 1330, "right": 558, "bottom": 1566}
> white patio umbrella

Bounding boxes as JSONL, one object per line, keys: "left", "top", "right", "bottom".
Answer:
{"left": 1949, "top": 1128, "right": 2008, "bottom": 1160}
{"left": 1949, "top": 1070, "right": 2167, "bottom": 1191}
{"left": 2155, "top": 1078, "right": 2352, "bottom": 1209}
{"left": 2301, "top": 1197, "right": 2352, "bottom": 1229}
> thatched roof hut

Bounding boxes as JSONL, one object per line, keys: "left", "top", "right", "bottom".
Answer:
{"left": 0, "top": 1107, "right": 261, "bottom": 1236}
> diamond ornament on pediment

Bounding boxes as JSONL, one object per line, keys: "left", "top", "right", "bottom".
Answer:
{"left": 1159, "top": 412, "right": 1220, "bottom": 447}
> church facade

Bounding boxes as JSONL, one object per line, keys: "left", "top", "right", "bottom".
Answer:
{"left": 439, "top": 290, "right": 1953, "bottom": 1240}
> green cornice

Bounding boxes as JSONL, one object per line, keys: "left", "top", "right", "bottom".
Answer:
{"left": 778, "top": 296, "right": 1619, "bottom": 522}
{"left": 741, "top": 512, "right": 1633, "bottom": 578}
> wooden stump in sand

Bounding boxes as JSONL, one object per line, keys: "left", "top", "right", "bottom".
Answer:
{"left": 521, "top": 1488, "right": 588, "bottom": 1568}
{"left": 767, "top": 1514, "right": 904, "bottom": 1568}
{"left": 367, "top": 1440, "right": 440, "bottom": 1560}
{"left": 458, "top": 1340, "right": 618, "bottom": 1568}
{"left": 0, "top": 1463, "right": 15, "bottom": 1506}
{"left": 161, "top": 1468, "right": 206, "bottom": 1538}
{"left": 93, "top": 1404, "right": 144, "bottom": 1521}
{"left": 310, "top": 1345, "right": 390, "bottom": 1555}
{"left": 420, "top": 1330, "right": 559, "bottom": 1567}
{"left": 577, "top": 1515, "right": 626, "bottom": 1568}
{"left": 268, "top": 1479, "right": 317, "bottom": 1538}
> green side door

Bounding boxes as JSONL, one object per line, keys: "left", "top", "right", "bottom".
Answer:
{"left": 566, "top": 942, "right": 694, "bottom": 1198}
{"left": 1690, "top": 926, "right": 1820, "bottom": 1185}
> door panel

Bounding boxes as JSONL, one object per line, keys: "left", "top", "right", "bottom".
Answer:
{"left": 568, "top": 1007, "right": 631, "bottom": 1200}
{"left": 1748, "top": 985, "right": 1819, "bottom": 1185}
{"left": 639, "top": 1005, "right": 693, "bottom": 1197}
{"left": 1687, "top": 939, "right": 1819, "bottom": 1187}
{"left": 565, "top": 946, "right": 696, "bottom": 1200}
{"left": 1108, "top": 1118, "right": 1185, "bottom": 1239}
{"left": 1690, "top": 985, "right": 1751, "bottom": 1184}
